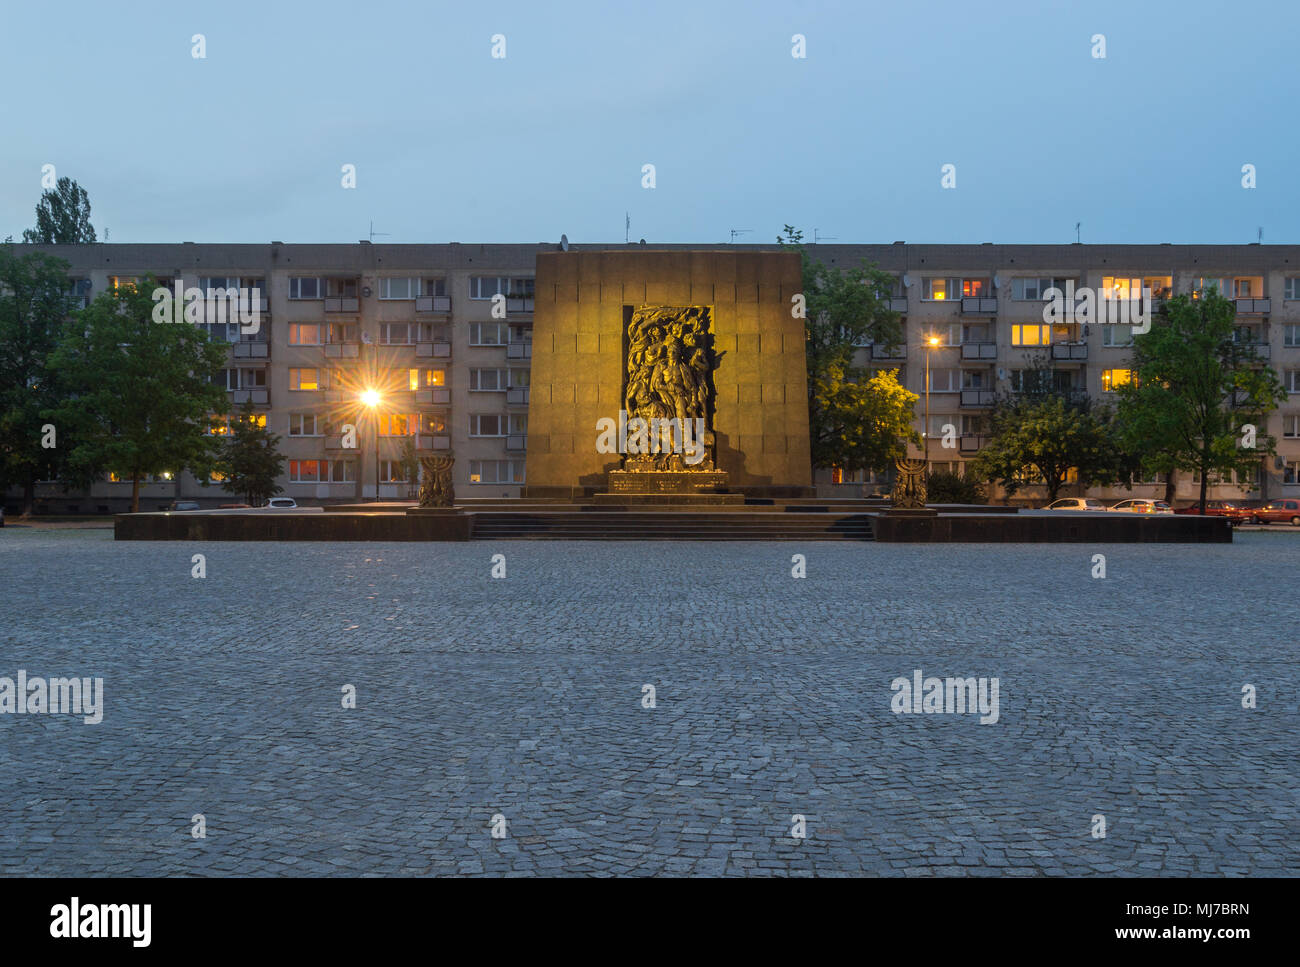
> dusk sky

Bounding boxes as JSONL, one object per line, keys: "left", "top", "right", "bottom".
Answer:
{"left": 3, "top": 0, "right": 1295, "bottom": 246}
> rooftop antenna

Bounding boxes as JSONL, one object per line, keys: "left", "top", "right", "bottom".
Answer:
{"left": 813, "top": 228, "right": 837, "bottom": 244}
{"left": 729, "top": 229, "right": 752, "bottom": 244}
{"left": 1075, "top": 222, "right": 1081, "bottom": 244}
{"left": 625, "top": 213, "right": 630, "bottom": 244}
{"left": 368, "top": 220, "right": 391, "bottom": 243}
{"left": 1258, "top": 226, "right": 1264, "bottom": 244}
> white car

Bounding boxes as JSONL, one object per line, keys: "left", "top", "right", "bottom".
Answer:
{"left": 1045, "top": 498, "right": 1108, "bottom": 511}
{"left": 1108, "top": 498, "right": 1173, "bottom": 514}
{"left": 265, "top": 497, "right": 297, "bottom": 509}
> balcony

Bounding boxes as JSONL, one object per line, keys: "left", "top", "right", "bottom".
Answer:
{"left": 961, "top": 297, "right": 998, "bottom": 314}
{"left": 505, "top": 434, "right": 527, "bottom": 451}
{"left": 324, "top": 297, "right": 360, "bottom": 313}
{"left": 415, "top": 434, "right": 451, "bottom": 451}
{"left": 1051, "top": 343, "right": 1089, "bottom": 361}
{"left": 415, "top": 295, "right": 452, "bottom": 313}
{"left": 958, "top": 434, "right": 987, "bottom": 452}
{"left": 232, "top": 342, "right": 269, "bottom": 359}
{"left": 886, "top": 298, "right": 908, "bottom": 313}
{"left": 961, "top": 342, "right": 997, "bottom": 360}
{"left": 871, "top": 343, "right": 906, "bottom": 360}
{"left": 230, "top": 388, "right": 268, "bottom": 405}
{"left": 506, "top": 386, "right": 531, "bottom": 405}
{"left": 507, "top": 342, "right": 533, "bottom": 359}
{"left": 960, "top": 390, "right": 994, "bottom": 407}
{"left": 416, "top": 341, "right": 452, "bottom": 358}
{"left": 324, "top": 435, "right": 352, "bottom": 451}
{"left": 415, "top": 387, "right": 451, "bottom": 405}
{"left": 324, "top": 342, "right": 360, "bottom": 358}
{"left": 506, "top": 297, "right": 535, "bottom": 313}
{"left": 1236, "top": 299, "right": 1271, "bottom": 315}
{"left": 1238, "top": 343, "right": 1271, "bottom": 360}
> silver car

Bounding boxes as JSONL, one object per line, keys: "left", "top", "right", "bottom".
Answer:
{"left": 1108, "top": 498, "right": 1173, "bottom": 514}
{"left": 1045, "top": 498, "right": 1108, "bottom": 511}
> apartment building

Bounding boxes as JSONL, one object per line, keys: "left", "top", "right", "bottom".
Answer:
{"left": 13, "top": 241, "right": 1300, "bottom": 510}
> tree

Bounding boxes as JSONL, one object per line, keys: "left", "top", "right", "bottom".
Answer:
{"left": 218, "top": 402, "right": 285, "bottom": 506}
{"left": 778, "top": 225, "right": 911, "bottom": 475}
{"left": 971, "top": 394, "right": 1124, "bottom": 503}
{"left": 1116, "top": 289, "right": 1285, "bottom": 514}
{"left": 22, "top": 178, "right": 97, "bottom": 244}
{"left": 398, "top": 435, "right": 421, "bottom": 498}
{"left": 45, "top": 277, "right": 229, "bottom": 512}
{"left": 0, "top": 245, "right": 77, "bottom": 514}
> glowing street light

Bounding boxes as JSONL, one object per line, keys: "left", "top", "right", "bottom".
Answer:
{"left": 361, "top": 389, "right": 382, "bottom": 501}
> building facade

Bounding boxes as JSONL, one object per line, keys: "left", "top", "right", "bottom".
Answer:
{"left": 12, "top": 241, "right": 1300, "bottom": 511}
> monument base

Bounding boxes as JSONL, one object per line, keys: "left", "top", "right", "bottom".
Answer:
{"left": 606, "top": 470, "right": 731, "bottom": 495}
{"left": 590, "top": 492, "right": 745, "bottom": 506}
{"left": 884, "top": 507, "right": 938, "bottom": 518}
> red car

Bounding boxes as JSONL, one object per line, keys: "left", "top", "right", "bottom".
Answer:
{"left": 1174, "top": 500, "right": 1250, "bottom": 525}
{"left": 1250, "top": 499, "right": 1300, "bottom": 526}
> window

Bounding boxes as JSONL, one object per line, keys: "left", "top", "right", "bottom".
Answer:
{"left": 378, "top": 278, "right": 420, "bottom": 300}
{"left": 1287, "top": 371, "right": 1300, "bottom": 394}
{"left": 288, "top": 277, "right": 322, "bottom": 300}
{"left": 509, "top": 368, "right": 530, "bottom": 388}
{"left": 927, "top": 368, "right": 960, "bottom": 392}
{"left": 420, "top": 414, "right": 447, "bottom": 434}
{"left": 1012, "top": 278, "right": 1070, "bottom": 300}
{"left": 1101, "top": 276, "right": 1172, "bottom": 300}
{"left": 408, "top": 368, "right": 445, "bottom": 390}
{"left": 327, "top": 322, "right": 358, "bottom": 344}
{"left": 1285, "top": 279, "right": 1300, "bottom": 301}
{"left": 1011, "top": 324, "right": 1050, "bottom": 346}
{"left": 962, "top": 323, "right": 990, "bottom": 344}
{"left": 288, "top": 459, "right": 323, "bottom": 482}
{"left": 206, "top": 416, "right": 230, "bottom": 436}
{"left": 1284, "top": 325, "right": 1300, "bottom": 347}
{"left": 508, "top": 324, "right": 532, "bottom": 344}
{"left": 509, "top": 414, "right": 528, "bottom": 434}
{"left": 962, "top": 278, "right": 991, "bottom": 298}
{"left": 109, "top": 276, "right": 138, "bottom": 291}
{"left": 961, "top": 415, "right": 987, "bottom": 434}
{"left": 199, "top": 276, "right": 237, "bottom": 294}
{"left": 469, "top": 414, "right": 505, "bottom": 436}
{"left": 922, "top": 278, "right": 960, "bottom": 301}
{"left": 328, "top": 460, "right": 355, "bottom": 483}
{"left": 378, "top": 414, "right": 419, "bottom": 436}
{"left": 1284, "top": 462, "right": 1299, "bottom": 485}
{"left": 469, "top": 277, "right": 506, "bottom": 300}
{"left": 423, "top": 278, "right": 447, "bottom": 297}
{"left": 239, "top": 411, "right": 267, "bottom": 428}
{"left": 1190, "top": 277, "right": 1230, "bottom": 299}
{"left": 379, "top": 460, "right": 407, "bottom": 483}
{"left": 1101, "top": 369, "right": 1133, "bottom": 393}
{"left": 469, "top": 369, "right": 508, "bottom": 391}
{"left": 326, "top": 278, "right": 358, "bottom": 298}
{"left": 289, "top": 368, "right": 321, "bottom": 391}
{"left": 1102, "top": 326, "right": 1133, "bottom": 347}
{"left": 289, "top": 323, "right": 322, "bottom": 345}
{"left": 217, "top": 368, "right": 265, "bottom": 389}
{"left": 961, "top": 370, "right": 989, "bottom": 389}
{"left": 1234, "top": 277, "right": 1262, "bottom": 298}
{"left": 469, "top": 322, "right": 508, "bottom": 345}
{"left": 287, "top": 413, "right": 320, "bottom": 436}
{"left": 1284, "top": 414, "right": 1300, "bottom": 438}
{"left": 468, "top": 460, "right": 525, "bottom": 484}
{"left": 380, "top": 323, "right": 414, "bottom": 345}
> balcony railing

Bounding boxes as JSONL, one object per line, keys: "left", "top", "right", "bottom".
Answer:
{"left": 1236, "top": 299, "right": 1271, "bottom": 315}
{"left": 960, "top": 390, "right": 994, "bottom": 407}
{"left": 886, "top": 297, "right": 908, "bottom": 313}
{"left": 958, "top": 434, "right": 987, "bottom": 452}
{"left": 415, "top": 295, "right": 452, "bottom": 313}
{"left": 961, "top": 342, "right": 997, "bottom": 360}
{"left": 415, "top": 388, "right": 451, "bottom": 405}
{"left": 324, "top": 343, "right": 360, "bottom": 357}
{"left": 324, "top": 435, "right": 351, "bottom": 451}
{"left": 232, "top": 342, "right": 269, "bottom": 359}
{"left": 506, "top": 297, "right": 535, "bottom": 313}
{"left": 961, "top": 297, "right": 998, "bottom": 314}
{"left": 415, "top": 434, "right": 451, "bottom": 451}
{"left": 506, "top": 386, "right": 531, "bottom": 405}
{"left": 416, "top": 341, "right": 452, "bottom": 358}
{"left": 1051, "top": 343, "right": 1089, "bottom": 361}
{"left": 1237, "top": 343, "right": 1271, "bottom": 360}
{"left": 324, "top": 297, "right": 360, "bottom": 312}
{"left": 506, "top": 342, "right": 533, "bottom": 359}
{"left": 871, "top": 343, "right": 906, "bottom": 360}
{"left": 230, "top": 388, "right": 268, "bottom": 405}
{"left": 505, "top": 434, "right": 527, "bottom": 451}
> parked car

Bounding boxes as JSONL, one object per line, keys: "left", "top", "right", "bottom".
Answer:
{"left": 167, "top": 500, "right": 201, "bottom": 512}
{"left": 1174, "top": 500, "right": 1249, "bottom": 524}
{"left": 1044, "top": 498, "right": 1108, "bottom": 511}
{"left": 1250, "top": 498, "right": 1300, "bottom": 526}
{"left": 265, "top": 497, "right": 298, "bottom": 509}
{"left": 1108, "top": 498, "right": 1173, "bottom": 514}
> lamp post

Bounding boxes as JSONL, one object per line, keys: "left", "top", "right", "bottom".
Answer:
{"left": 924, "top": 335, "right": 941, "bottom": 470}
{"left": 361, "top": 389, "right": 381, "bottom": 502}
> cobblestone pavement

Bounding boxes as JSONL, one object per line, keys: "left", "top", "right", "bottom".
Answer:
{"left": 1, "top": 528, "right": 1296, "bottom": 877}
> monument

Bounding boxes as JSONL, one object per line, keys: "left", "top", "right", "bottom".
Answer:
{"left": 524, "top": 251, "right": 812, "bottom": 499}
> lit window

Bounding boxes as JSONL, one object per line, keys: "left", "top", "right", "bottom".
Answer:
{"left": 1011, "top": 325, "right": 1049, "bottom": 346}
{"left": 1101, "top": 369, "right": 1132, "bottom": 393}
{"left": 290, "top": 368, "right": 320, "bottom": 391}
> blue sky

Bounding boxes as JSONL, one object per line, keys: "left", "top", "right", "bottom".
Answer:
{"left": 2, "top": 0, "right": 1294, "bottom": 245}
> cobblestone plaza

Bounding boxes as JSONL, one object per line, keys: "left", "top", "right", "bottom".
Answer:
{"left": 1, "top": 528, "right": 1296, "bottom": 876}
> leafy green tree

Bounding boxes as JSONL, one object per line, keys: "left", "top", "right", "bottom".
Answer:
{"left": 45, "top": 277, "right": 229, "bottom": 512}
{"left": 926, "top": 470, "right": 986, "bottom": 504}
{"left": 22, "top": 178, "right": 97, "bottom": 244}
{"left": 971, "top": 394, "right": 1124, "bottom": 503}
{"left": 778, "top": 225, "right": 911, "bottom": 475}
{"left": 398, "top": 435, "right": 421, "bottom": 498}
{"left": 218, "top": 402, "right": 285, "bottom": 506}
{"left": 1116, "top": 289, "right": 1285, "bottom": 513}
{"left": 0, "top": 245, "right": 76, "bottom": 514}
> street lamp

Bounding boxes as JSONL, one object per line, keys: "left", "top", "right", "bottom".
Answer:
{"left": 924, "top": 335, "right": 941, "bottom": 470}
{"left": 361, "top": 389, "right": 382, "bottom": 502}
